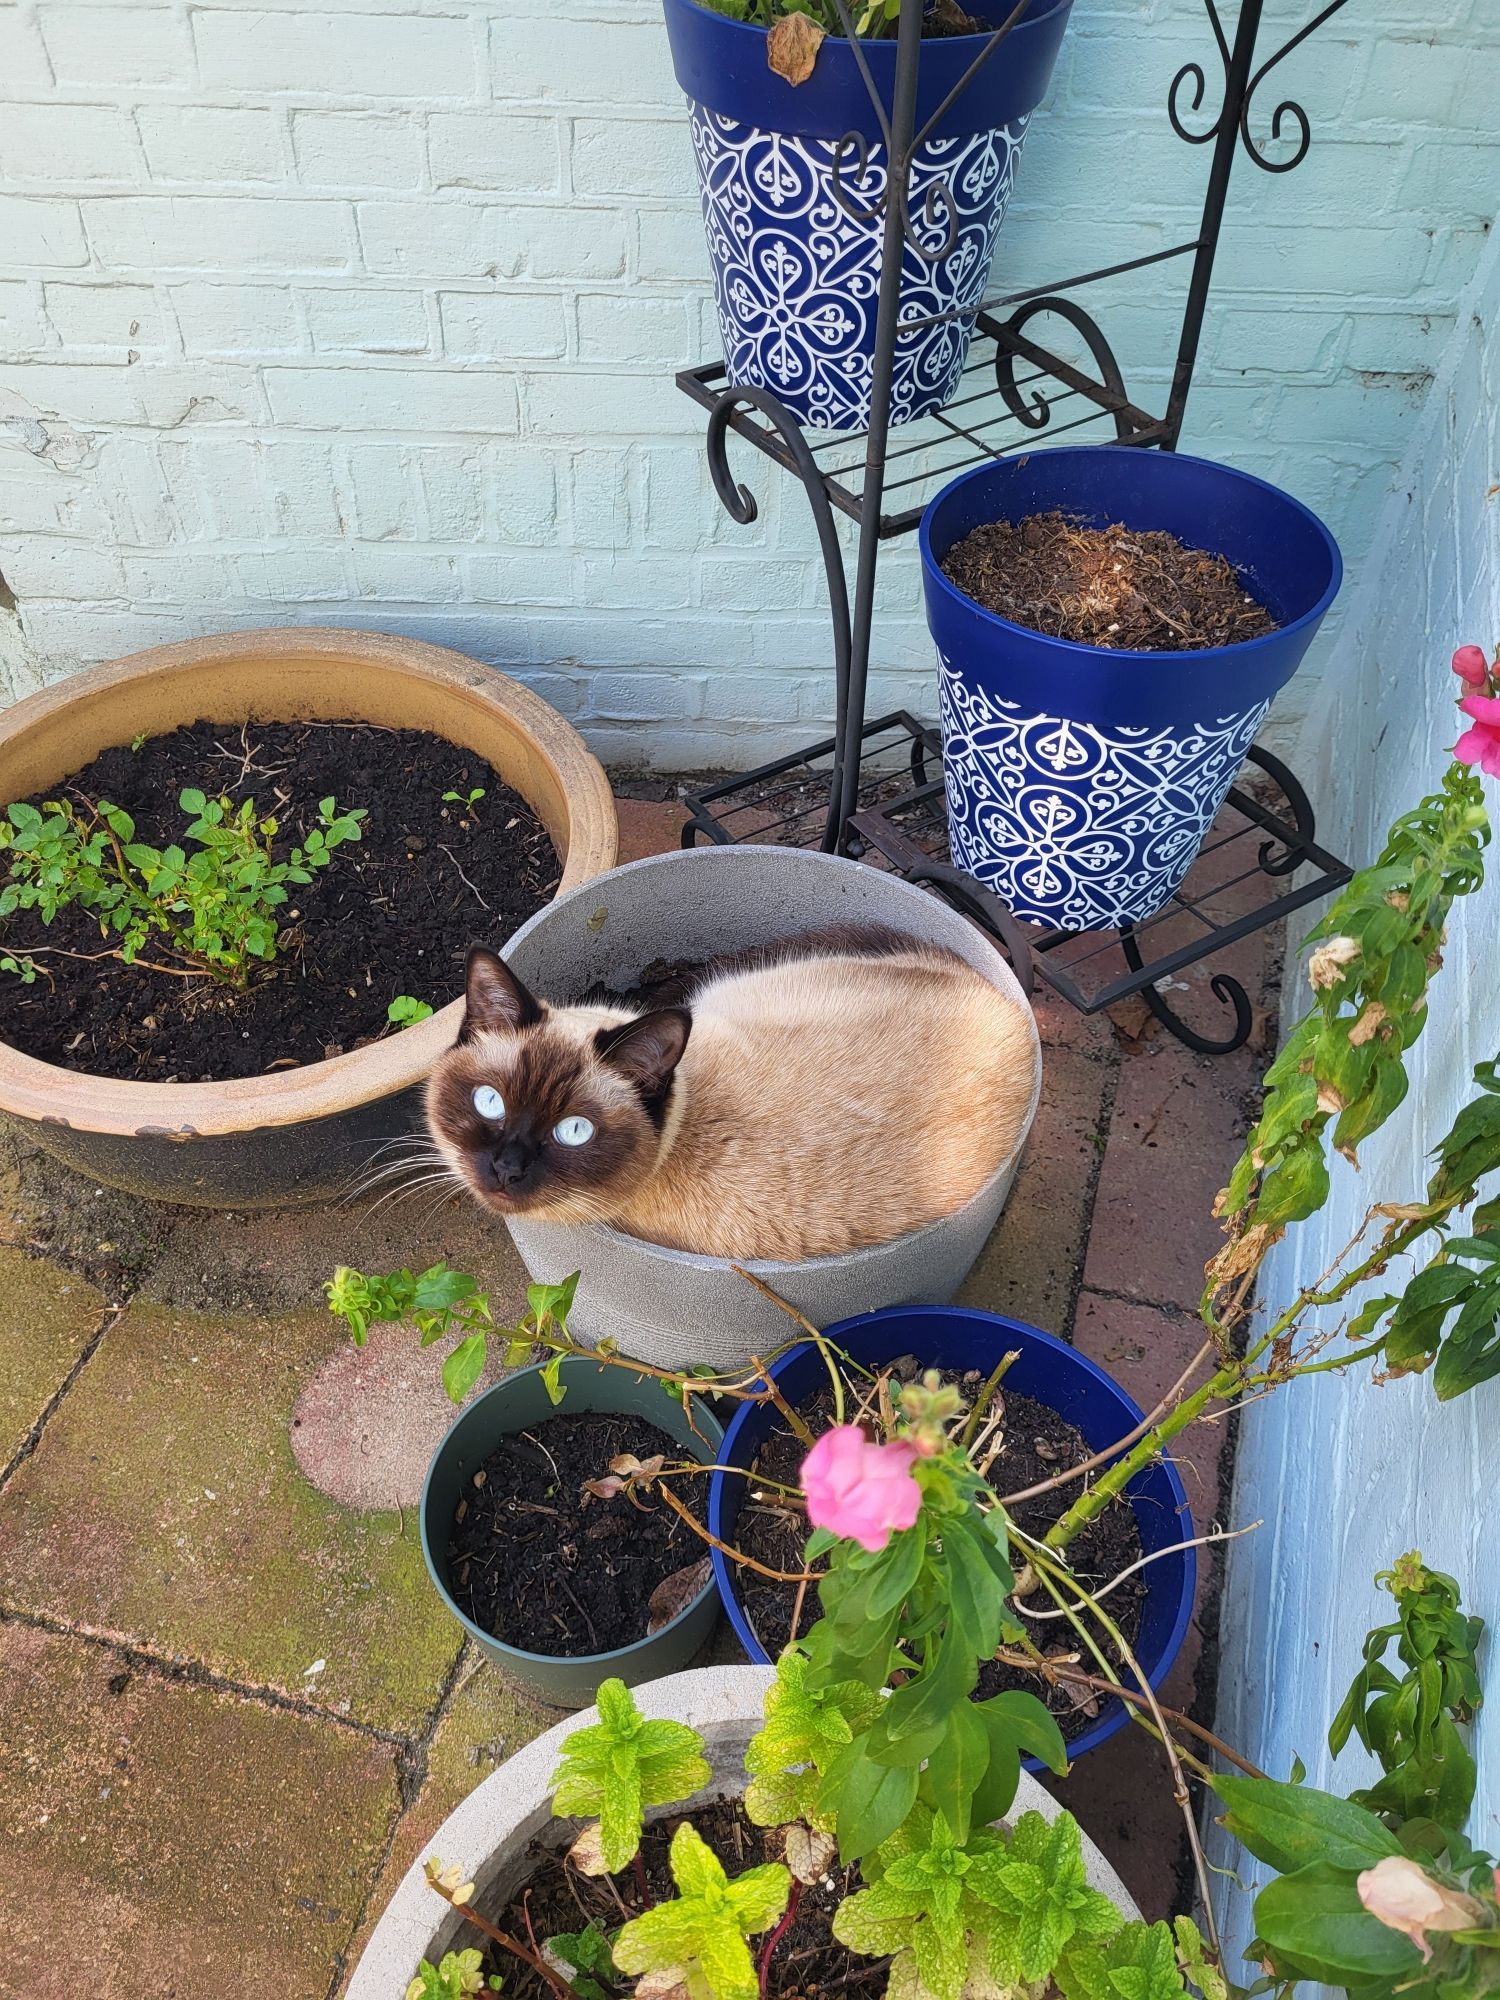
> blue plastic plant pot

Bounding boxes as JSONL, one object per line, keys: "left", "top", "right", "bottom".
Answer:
{"left": 708, "top": 1304, "right": 1195, "bottom": 1765}
{"left": 662, "top": 0, "right": 1073, "bottom": 432}
{"left": 919, "top": 446, "right": 1342, "bottom": 928}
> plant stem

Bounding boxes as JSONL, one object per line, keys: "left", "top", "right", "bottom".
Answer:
{"left": 759, "top": 1879, "right": 802, "bottom": 2000}
{"left": 655, "top": 1480, "right": 822, "bottom": 1582}
{"left": 631, "top": 1851, "right": 653, "bottom": 1912}
{"left": 990, "top": 1647, "right": 1268, "bottom": 1778}
{"left": 732, "top": 1265, "right": 846, "bottom": 1424}
{"left": 958, "top": 1349, "right": 1021, "bottom": 1450}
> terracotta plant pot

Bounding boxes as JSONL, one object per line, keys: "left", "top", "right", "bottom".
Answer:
{"left": 346, "top": 1665, "right": 1139, "bottom": 1997}
{"left": 0, "top": 629, "right": 617, "bottom": 1209}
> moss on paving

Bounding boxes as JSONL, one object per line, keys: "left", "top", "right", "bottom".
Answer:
{"left": 0, "top": 1299, "right": 463, "bottom": 1735}
{"left": 0, "top": 1243, "right": 104, "bottom": 1469}
{"left": 0, "top": 1620, "right": 401, "bottom": 1998}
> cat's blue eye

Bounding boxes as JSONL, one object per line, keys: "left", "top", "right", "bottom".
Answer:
{"left": 471, "top": 1084, "right": 505, "bottom": 1122}
{"left": 553, "top": 1115, "right": 595, "bottom": 1148}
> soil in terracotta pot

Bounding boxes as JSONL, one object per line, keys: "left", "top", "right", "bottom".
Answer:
{"left": 447, "top": 1409, "right": 711, "bottom": 1657}
{"left": 0, "top": 719, "right": 558, "bottom": 1083}
{"left": 941, "top": 510, "right": 1280, "bottom": 651}
{"left": 733, "top": 1365, "right": 1146, "bottom": 1743}
{"left": 479, "top": 1794, "right": 883, "bottom": 2000}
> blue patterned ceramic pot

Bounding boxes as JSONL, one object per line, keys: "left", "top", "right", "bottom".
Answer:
{"left": 920, "top": 447, "right": 1342, "bottom": 930}
{"left": 663, "top": 0, "right": 1072, "bottom": 432}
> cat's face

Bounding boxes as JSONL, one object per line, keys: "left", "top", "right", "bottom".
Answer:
{"left": 425, "top": 948, "right": 691, "bottom": 1222}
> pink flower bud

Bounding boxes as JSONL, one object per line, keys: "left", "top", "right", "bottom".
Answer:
{"left": 1452, "top": 645, "right": 1490, "bottom": 687}
{"left": 1356, "top": 1856, "right": 1480, "bottom": 1962}
{"left": 801, "top": 1425, "right": 921, "bottom": 1553}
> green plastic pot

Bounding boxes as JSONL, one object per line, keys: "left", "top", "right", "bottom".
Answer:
{"left": 420, "top": 1357, "right": 723, "bottom": 1706}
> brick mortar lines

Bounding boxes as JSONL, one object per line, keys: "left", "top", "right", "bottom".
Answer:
{"left": 0, "top": 1296, "right": 129, "bottom": 1497}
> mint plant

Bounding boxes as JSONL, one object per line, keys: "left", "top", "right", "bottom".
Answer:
{"left": 0, "top": 787, "right": 365, "bottom": 988}
{"left": 550, "top": 1678, "right": 711, "bottom": 1876}
{"left": 549, "top": 1923, "right": 618, "bottom": 2000}
{"left": 406, "top": 1948, "right": 502, "bottom": 1999}
{"left": 611, "top": 1823, "right": 790, "bottom": 2000}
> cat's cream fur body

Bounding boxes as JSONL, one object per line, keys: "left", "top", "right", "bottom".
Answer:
{"left": 427, "top": 935, "right": 1038, "bottom": 1262}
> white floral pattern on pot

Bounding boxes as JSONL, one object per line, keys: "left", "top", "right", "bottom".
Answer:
{"left": 937, "top": 656, "right": 1270, "bottom": 928}
{"left": 688, "top": 104, "right": 1029, "bottom": 432}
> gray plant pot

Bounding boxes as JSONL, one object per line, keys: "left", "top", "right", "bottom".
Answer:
{"left": 346, "top": 1664, "right": 1138, "bottom": 2000}
{"left": 501, "top": 845, "right": 1042, "bottom": 1370}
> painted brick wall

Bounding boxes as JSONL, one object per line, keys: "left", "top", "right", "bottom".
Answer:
{"left": 0, "top": 0, "right": 1495, "bottom": 767}
{"left": 1209, "top": 223, "right": 1500, "bottom": 1976}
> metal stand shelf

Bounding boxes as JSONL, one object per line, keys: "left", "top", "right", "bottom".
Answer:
{"left": 674, "top": 0, "right": 1353, "bottom": 1054}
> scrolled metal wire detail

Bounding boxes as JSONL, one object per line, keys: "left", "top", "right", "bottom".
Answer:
{"left": 1169, "top": 0, "right": 1350, "bottom": 173}
{"left": 992, "top": 295, "right": 1133, "bottom": 436}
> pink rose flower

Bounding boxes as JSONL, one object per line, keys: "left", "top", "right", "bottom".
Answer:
{"left": 1456, "top": 692, "right": 1500, "bottom": 778}
{"left": 801, "top": 1425, "right": 921, "bottom": 1553}
{"left": 1452, "top": 645, "right": 1489, "bottom": 687}
{"left": 1357, "top": 1856, "right": 1480, "bottom": 1961}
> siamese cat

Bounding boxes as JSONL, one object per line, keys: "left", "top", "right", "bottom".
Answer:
{"left": 426, "top": 929, "right": 1038, "bottom": 1262}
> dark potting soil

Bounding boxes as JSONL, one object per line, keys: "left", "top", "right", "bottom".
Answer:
{"left": 482, "top": 1794, "right": 880, "bottom": 2000}
{"left": 940, "top": 510, "right": 1280, "bottom": 652}
{"left": 446, "top": 1410, "right": 712, "bottom": 1658}
{"left": 0, "top": 719, "right": 559, "bottom": 1083}
{"left": 734, "top": 1367, "right": 1145, "bottom": 1743}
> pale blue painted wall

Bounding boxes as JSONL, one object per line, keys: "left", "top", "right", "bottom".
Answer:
{"left": 0, "top": 0, "right": 1496, "bottom": 764}
{"left": 1209, "top": 221, "right": 1500, "bottom": 1980}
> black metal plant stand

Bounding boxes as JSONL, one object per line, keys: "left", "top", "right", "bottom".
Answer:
{"left": 674, "top": 0, "right": 1355, "bottom": 1053}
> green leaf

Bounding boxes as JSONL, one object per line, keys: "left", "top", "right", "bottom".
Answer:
{"left": 920, "top": 1699, "right": 989, "bottom": 1843}
{"left": 440, "top": 1334, "right": 487, "bottom": 1406}
{"left": 540, "top": 1352, "right": 566, "bottom": 1406}
{"left": 1254, "top": 1862, "right": 1424, "bottom": 1982}
{"left": 1211, "top": 1775, "right": 1401, "bottom": 1876}
{"left": 821, "top": 1736, "right": 919, "bottom": 1863}
{"left": 977, "top": 1690, "right": 1068, "bottom": 1780}
{"left": 178, "top": 787, "right": 207, "bottom": 816}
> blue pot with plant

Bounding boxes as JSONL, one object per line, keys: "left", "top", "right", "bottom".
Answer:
{"left": 662, "top": 0, "right": 1073, "bottom": 432}
{"left": 920, "top": 445, "right": 1342, "bottom": 929}
{"left": 708, "top": 1303, "right": 1196, "bottom": 1764}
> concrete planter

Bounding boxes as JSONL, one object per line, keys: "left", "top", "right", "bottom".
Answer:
{"left": 421, "top": 1356, "right": 722, "bottom": 1708}
{"left": 501, "top": 844, "right": 1041, "bottom": 1370}
{"left": 0, "top": 629, "right": 617, "bottom": 1208}
{"left": 346, "top": 1663, "right": 1139, "bottom": 1999}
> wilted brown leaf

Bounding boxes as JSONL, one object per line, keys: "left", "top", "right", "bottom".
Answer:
{"left": 1347, "top": 1002, "right": 1388, "bottom": 1047}
{"left": 767, "top": 12, "right": 825, "bottom": 85}
{"left": 647, "top": 1556, "right": 713, "bottom": 1634}
{"left": 568, "top": 1822, "right": 610, "bottom": 1876}
{"left": 784, "top": 1823, "right": 837, "bottom": 1884}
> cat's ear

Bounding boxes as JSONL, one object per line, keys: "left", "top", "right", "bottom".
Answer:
{"left": 460, "top": 948, "right": 543, "bottom": 1041}
{"left": 595, "top": 1009, "right": 691, "bottom": 1094}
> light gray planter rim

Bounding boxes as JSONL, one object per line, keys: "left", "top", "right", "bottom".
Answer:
{"left": 347, "top": 1664, "right": 1139, "bottom": 1999}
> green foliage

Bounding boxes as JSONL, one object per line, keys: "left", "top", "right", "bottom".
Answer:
{"left": 1213, "top": 761, "right": 1488, "bottom": 1254}
{"left": 444, "top": 786, "right": 487, "bottom": 815}
{"left": 549, "top": 1922, "right": 618, "bottom": 2000}
{"left": 388, "top": 993, "right": 435, "bottom": 1026}
{"left": 611, "top": 1822, "right": 789, "bottom": 2000}
{"left": 832, "top": 1808, "right": 1167, "bottom": 2000}
{"left": 1214, "top": 1558, "right": 1500, "bottom": 1999}
{"left": 743, "top": 1647, "right": 881, "bottom": 1833}
{"left": 0, "top": 786, "right": 365, "bottom": 988}
{"left": 797, "top": 1424, "right": 1063, "bottom": 1863}
{"left": 324, "top": 1263, "right": 582, "bottom": 1404}
{"left": 550, "top": 1677, "right": 711, "bottom": 1875}
{"left": 405, "top": 1948, "right": 501, "bottom": 1999}
{"left": 692, "top": 0, "right": 906, "bottom": 43}
{"left": 1058, "top": 1919, "right": 1202, "bottom": 2000}
{"left": 1328, "top": 1552, "right": 1485, "bottom": 1827}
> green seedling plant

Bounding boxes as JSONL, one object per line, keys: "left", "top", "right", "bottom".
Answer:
{"left": 444, "top": 786, "right": 487, "bottom": 819}
{"left": 407, "top": 1948, "right": 503, "bottom": 1999}
{"left": 0, "top": 786, "right": 365, "bottom": 988}
{"left": 612, "top": 1823, "right": 790, "bottom": 2000}
{"left": 388, "top": 994, "right": 435, "bottom": 1026}
{"left": 550, "top": 1677, "right": 711, "bottom": 1881}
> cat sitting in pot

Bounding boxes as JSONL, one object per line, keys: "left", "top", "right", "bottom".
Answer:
{"left": 426, "top": 929, "right": 1035, "bottom": 1263}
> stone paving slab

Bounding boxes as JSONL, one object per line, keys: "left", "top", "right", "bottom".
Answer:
{"left": 0, "top": 1300, "right": 463, "bottom": 1737}
{"left": 0, "top": 1245, "right": 105, "bottom": 1474}
{"left": 957, "top": 1047, "right": 1109, "bottom": 1337}
{"left": 0, "top": 1619, "right": 401, "bottom": 2000}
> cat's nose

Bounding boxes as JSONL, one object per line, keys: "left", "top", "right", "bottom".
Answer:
{"left": 492, "top": 1140, "right": 530, "bottom": 1189}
